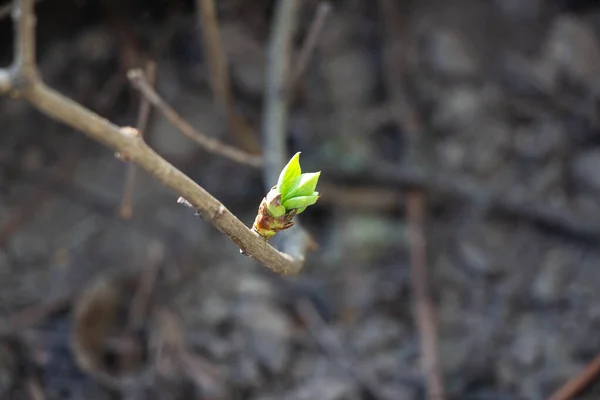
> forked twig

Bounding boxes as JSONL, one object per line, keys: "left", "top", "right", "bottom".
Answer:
{"left": 0, "top": 0, "right": 301, "bottom": 276}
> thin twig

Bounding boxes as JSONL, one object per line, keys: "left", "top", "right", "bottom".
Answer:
{"left": 286, "top": 2, "right": 331, "bottom": 101}
{"left": 128, "top": 70, "right": 262, "bottom": 168}
{"left": 0, "top": 68, "right": 9, "bottom": 93}
{"left": 406, "top": 193, "right": 445, "bottom": 400}
{"left": 378, "top": 0, "right": 445, "bottom": 398}
{"left": 0, "top": 0, "right": 41, "bottom": 20}
{"left": 548, "top": 353, "right": 600, "bottom": 400}
{"left": 0, "top": 0, "right": 302, "bottom": 276}
{"left": 119, "top": 61, "right": 156, "bottom": 219}
{"left": 26, "top": 377, "right": 46, "bottom": 400}
{"left": 262, "top": 0, "right": 300, "bottom": 185}
{"left": 127, "top": 242, "right": 164, "bottom": 331}
{"left": 195, "top": 0, "right": 261, "bottom": 154}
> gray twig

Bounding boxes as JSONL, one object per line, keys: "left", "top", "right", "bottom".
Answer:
{"left": 262, "top": 0, "right": 300, "bottom": 185}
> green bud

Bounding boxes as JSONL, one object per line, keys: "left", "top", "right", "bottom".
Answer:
{"left": 276, "top": 152, "right": 301, "bottom": 198}
{"left": 284, "top": 171, "right": 321, "bottom": 202}
{"left": 282, "top": 193, "right": 319, "bottom": 213}
{"left": 265, "top": 188, "right": 286, "bottom": 217}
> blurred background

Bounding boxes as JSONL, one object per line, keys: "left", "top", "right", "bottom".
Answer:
{"left": 2, "top": 0, "right": 600, "bottom": 399}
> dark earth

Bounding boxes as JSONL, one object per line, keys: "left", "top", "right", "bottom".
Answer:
{"left": 2, "top": 0, "right": 600, "bottom": 399}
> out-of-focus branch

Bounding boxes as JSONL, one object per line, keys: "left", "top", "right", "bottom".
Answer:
{"left": 0, "top": 0, "right": 41, "bottom": 20}
{"left": 128, "top": 70, "right": 262, "bottom": 168}
{"left": 0, "top": 0, "right": 302, "bottom": 276}
{"left": 379, "top": 0, "right": 446, "bottom": 399}
{"left": 12, "top": 0, "right": 36, "bottom": 80}
{"left": 119, "top": 61, "right": 156, "bottom": 219}
{"left": 195, "top": 0, "right": 262, "bottom": 154}
{"left": 548, "top": 353, "right": 600, "bottom": 400}
{"left": 261, "top": 0, "right": 314, "bottom": 262}
{"left": 286, "top": 2, "right": 331, "bottom": 101}
{"left": 262, "top": 0, "right": 300, "bottom": 185}
{"left": 0, "top": 68, "right": 10, "bottom": 93}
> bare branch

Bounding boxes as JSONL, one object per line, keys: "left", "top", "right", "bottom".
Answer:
{"left": 287, "top": 2, "right": 331, "bottom": 100}
{"left": 128, "top": 70, "right": 262, "bottom": 168}
{"left": 119, "top": 61, "right": 156, "bottom": 219}
{"left": 262, "top": 0, "right": 300, "bottom": 185}
{"left": 12, "top": 0, "right": 37, "bottom": 81}
{"left": 548, "top": 352, "right": 600, "bottom": 400}
{"left": 0, "top": 0, "right": 42, "bottom": 20}
{"left": 407, "top": 193, "right": 445, "bottom": 400}
{"left": 0, "top": 68, "right": 10, "bottom": 93}
{"left": 378, "top": 0, "right": 446, "bottom": 398}
{"left": 195, "top": 0, "right": 261, "bottom": 153}
{"left": 1, "top": 0, "right": 301, "bottom": 276}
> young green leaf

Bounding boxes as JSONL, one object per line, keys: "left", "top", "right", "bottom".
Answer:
{"left": 276, "top": 152, "right": 302, "bottom": 197}
{"left": 282, "top": 193, "right": 319, "bottom": 212}
{"left": 283, "top": 171, "right": 321, "bottom": 201}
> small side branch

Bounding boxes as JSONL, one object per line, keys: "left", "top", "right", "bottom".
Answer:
{"left": 128, "top": 70, "right": 262, "bottom": 168}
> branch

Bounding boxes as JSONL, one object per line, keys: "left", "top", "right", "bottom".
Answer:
{"left": 286, "top": 2, "right": 331, "bottom": 101}
{"left": 0, "top": 0, "right": 42, "bottom": 20}
{"left": 119, "top": 61, "right": 156, "bottom": 219}
{"left": 0, "top": 68, "right": 10, "bottom": 93}
{"left": 128, "top": 70, "right": 262, "bottom": 168}
{"left": 261, "top": 0, "right": 300, "bottom": 186}
{"left": 379, "top": 0, "right": 446, "bottom": 399}
{"left": 1, "top": 0, "right": 301, "bottom": 276}
{"left": 406, "top": 193, "right": 445, "bottom": 400}
{"left": 548, "top": 353, "right": 600, "bottom": 400}
{"left": 195, "top": 0, "right": 261, "bottom": 153}
{"left": 12, "top": 0, "right": 37, "bottom": 80}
